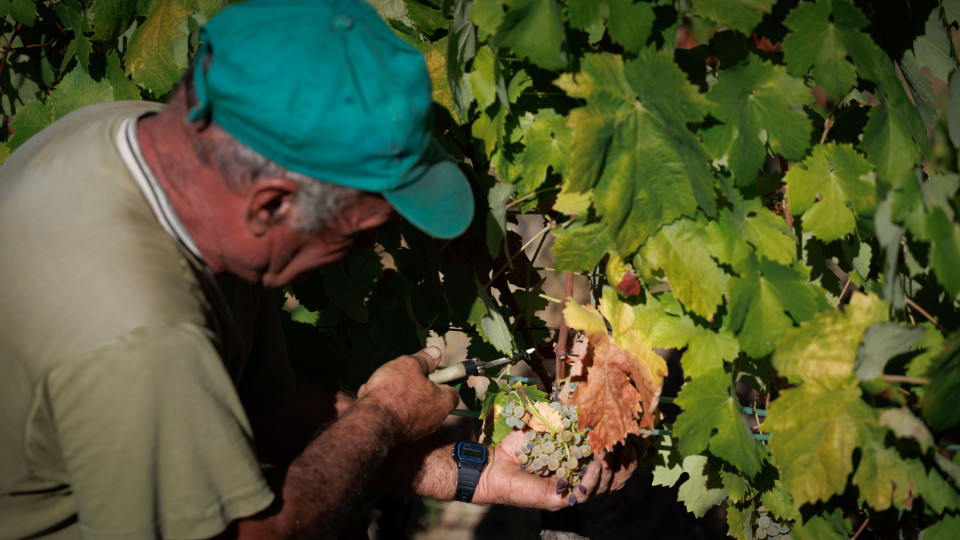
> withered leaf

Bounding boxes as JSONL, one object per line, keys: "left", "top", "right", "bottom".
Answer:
{"left": 571, "top": 329, "right": 663, "bottom": 452}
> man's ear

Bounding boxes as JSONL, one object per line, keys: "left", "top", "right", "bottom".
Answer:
{"left": 244, "top": 178, "right": 300, "bottom": 236}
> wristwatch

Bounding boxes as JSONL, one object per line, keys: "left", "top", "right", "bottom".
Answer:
{"left": 452, "top": 441, "right": 488, "bottom": 502}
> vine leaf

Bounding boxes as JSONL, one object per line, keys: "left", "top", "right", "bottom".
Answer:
{"left": 773, "top": 292, "right": 888, "bottom": 381}
{"left": 7, "top": 101, "right": 54, "bottom": 151}
{"left": 860, "top": 90, "right": 922, "bottom": 186}
{"left": 491, "top": 0, "right": 566, "bottom": 71}
{"left": 704, "top": 56, "right": 811, "bottom": 185}
{"left": 878, "top": 408, "right": 934, "bottom": 454}
{"left": 672, "top": 455, "right": 728, "bottom": 518}
{"left": 918, "top": 332, "right": 960, "bottom": 431}
{"left": 597, "top": 287, "right": 669, "bottom": 395}
{"left": 782, "top": 0, "right": 872, "bottom": 97}
{"left": 689, "top": 0, "right": 777, "bottom": 34}
{"left": 926, "top": 206, "right": 960, "bottom": 297}
{"left": 551, "top": 222, "right": 615, "bottom": 273}
{"left": 727, "top": 260, "right": 827, "bottom": 359}
{"left": 706, "top": 198, "right": 797, "bottom": 275}
{"left": 638, "top": 215, "right": 729, "bottom": 319}
{"left": 467, "top": 278, "right": 515, "bottom": 356}
{"left": 854, "top": 322, "right": 925, "bottom": 381}
{"left": 605, "top": 0, "right": 655, "bottom": 54}
{"left": 649, "top": 309, "right": 739, "bottom": 378}
{"left": 765, "top": 375, "right": 876, "bottom": 507}
{"left": 783, "top": 143, "right": 876, "bottom": 243}
{"left": 555, "top": 50, "right": 716, "bottom": 254}
{"left": 852, "top": 428, "right": 926, "bottom": 511}
{"left": 564, "top": 301, "right": 664, "bottom": 451}
{"left": 923, "top": 514, "right": 960, "bottom": 540}
{"left": 88, "top": 0, "right": 139, "bottom": 40}
{"left": 674, "top": 367, "right": 762, "bottom": 478}
{"left": 126, "top": 0, "right": 192, "bottom": 96}
{"left": 790, "top": 507, "right": 851, "bottom": 540}
{"left": 518, "top": 109, "right": 571, "bottom": 194}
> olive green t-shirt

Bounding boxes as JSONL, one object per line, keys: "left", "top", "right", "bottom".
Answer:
{"left": 0, "top": 102, "right": 296, "bottom": 539}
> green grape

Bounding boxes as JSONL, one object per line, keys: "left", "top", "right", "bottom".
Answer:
{"left": 542, "top": 441, "right": 555, "bottom": 454}
{"left": 511, "top": 406, "right": 523, "bottom": 418}
{"left": 561, "top": 418, "right": 571, "bottom": 429}
{"left": 757, "top": 516, "right": 771, "bottom": 529}
{"left": 556, "top": 466, "right": 567, "bottom": 478}
{"left": 580, "top": 445, "right": 592, "bottom": 458}
{"left": 567, "top": 456, "right": 579, "bottom": 469}
{"left": 524, "top": 430, "right": 536, "bottom": 441}
{"left": 547, "top": 459, "right": 559, "bottom": 471}
{"left": 560, "top": 430, "right": 572, "bottom": 442}
{"left": 518, "top": 454, "right": 529, "bottom": 465}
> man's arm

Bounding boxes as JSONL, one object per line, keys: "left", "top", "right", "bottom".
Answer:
{"left": 222, "top": 347, "right": 460, "bottom": 539}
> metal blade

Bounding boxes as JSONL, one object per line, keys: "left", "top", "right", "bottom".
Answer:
{"left": 477, "top": 347, "right": 535, "bottom": 371}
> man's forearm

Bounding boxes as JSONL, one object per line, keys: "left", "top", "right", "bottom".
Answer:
{"left": 230, "top": 399, "right": 399, "bottom": 538}
{"left": 370, "top": 428, "right": 460, "bottom": 500}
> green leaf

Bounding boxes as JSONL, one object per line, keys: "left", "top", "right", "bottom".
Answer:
{"left": 852, "top": 429, "right": 927, "bottom": 511}
{"left": 126, "top": 0, "right": 192, "bottom": 96}
{"left": 854, "top": 322, "right": 925, "bottom": 381}
{"left": 518, "top": 109, "right": 570, "bottom": 194}
{"left": 556, "top": 50, "right": 716, "bottom": 253}
{"left": 773, "top": 292, "right": 887, "bottom": 381}
{"left": 860, "top": 92, "right": 923, "bottom": 187}
{"left": 566, "top": 0, "right": 600, "bottom": 30}
{"left": 765, "top": 374, "right": 876, "bottom": 507}
{"left": 878, "top": 407, "right": 934, "bottom": 454}
{"left": 728, "top": 260, "right": 827, "bottom": 358}
{"left": 923, "top": 514, "right": 960, "bottom": 540}
{"left": 919, "top": 332, "right": 960, "bottom": 430}
{"left": 638, "top": 215, "right": 729, "bottom": 319}
{"left": 650, "top": 313, "right": 739, "bottom": 378}
{"left": 469, "top": 45, "right": 500, "bottom": 111}
{"left": 471, "top": 0, "right": 505, "bottom": 41}
{"left": 467, "top": 278, "right": 515, "bottom": 355}
{"left": 447, "top": 0, "right": 476, "bottom": 120}
{"left": 49, "top": 68, "right": 114, "bottom": 120}
{"left": 9, "top": 0, "right": 36, "bottom": 26}
{"left": 704, "top": 57, "right": 812, "bottom": 185}
{"left": 783, "top": 143, "right": 876, "bottom": 243}
{"left": 674, "top": 367, "right": 762, "bottom": 477}
{"left": 689, "top": 0, "right": 776, "bottom": 35}
{"left": 605, "top": 0, "right": 654, "bottom": 54}
{"left": 0, "top": 142, "right": 10, "bottom": 165}
{"left": 88, "top": 0, "right": 138, "bottom": 40}
{"left": 725, "top": 502, "right": 753, "bottom": 540}
{"left": 706, "top": 198, "right": 797, "bottom": 274}
{"left": 791, "top": 507, "right": 851, "bottom": 540}
{"left": 551, "top": 221, "right": 614, "bottom": 273}
{"left": 675, "top": 454, "right": 728, "bottom": 517}
{"left": 926, "top": 206, "right": 960, "bottom": 297}
{"left": 782, "top": 0, "right": 872, "bottom": 97}
{"left": 902, "top": 7, "right": 954, "bottom": 84}
{"left": 552, "top": 184, "right": 592, "bottom": 216}
{"left": 493, "top": 0, "right": 566, "bottom": 70}
{"left": 721, "top": 469, "right": 751, "bottom": 503}
{"left": 7, "top": 101, "right": 54, "bottom": 151}
{"left": 105, "top": 53, "right": 142, "bottom": 101}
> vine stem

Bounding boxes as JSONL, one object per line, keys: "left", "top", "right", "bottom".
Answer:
{"left": 905, "top": 297, "right": 946, "bottom": 333}
{"left": 851, "top": 517, "right": 870, "bottom": 540}
{"left": 0, "top": 23, "right": 23, "bottom": 95}
{"left": 554, "top": 272, "right": 574, "bottom": 398}
{"left": 883, "top": 374, "right": 929, "bottom": 385}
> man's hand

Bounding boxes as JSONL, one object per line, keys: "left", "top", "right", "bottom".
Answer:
{"left": 355, "top": 346, "right": 461, "bottom": 444}
{"left": 472, "top": 430, "right": 638, "bottom": 510}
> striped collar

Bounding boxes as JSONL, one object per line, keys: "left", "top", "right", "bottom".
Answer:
{"left": 116, "top": 114, "right": 204, "bottom": 262}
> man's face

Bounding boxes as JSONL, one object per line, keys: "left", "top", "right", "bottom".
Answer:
{"left": 260, "top": 193, "right": 396, "bottom": 287}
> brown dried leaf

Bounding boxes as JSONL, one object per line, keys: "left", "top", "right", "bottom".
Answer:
{"left": 524, "top": 402, "right": 564, "bottom": 433}
{"left": 571, "top": 330, "right": 663, "bottom": 452}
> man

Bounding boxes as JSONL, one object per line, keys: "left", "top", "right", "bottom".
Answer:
{"left": 0, "top": 1, "right": 636, "bottom": 538}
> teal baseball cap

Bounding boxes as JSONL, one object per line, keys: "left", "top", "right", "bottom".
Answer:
{"left": 185, "top": 0, "right": 474, "bottom": 239}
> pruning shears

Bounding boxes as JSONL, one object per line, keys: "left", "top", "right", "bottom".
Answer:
{"left": 428, "top": 348, "right": 536, "bottom": 385}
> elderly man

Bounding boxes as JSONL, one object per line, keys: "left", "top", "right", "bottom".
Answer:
{"left": 0, "top": 1, "right": 635, "bottom": 538}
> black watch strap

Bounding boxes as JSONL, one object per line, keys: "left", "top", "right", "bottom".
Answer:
{"left": 454, "top": 465, "right": 482, "bottom": 502}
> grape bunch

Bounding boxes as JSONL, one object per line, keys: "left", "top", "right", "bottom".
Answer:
{"left": 501, "top": 398, "right": 593, "bottom": 504}
{"left": 751, "top": 507, "right": 792, "bottom": 540}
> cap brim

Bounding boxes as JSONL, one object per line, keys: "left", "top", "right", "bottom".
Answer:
{"left": 382, "top": 142, "right": 474, "bottom": 239}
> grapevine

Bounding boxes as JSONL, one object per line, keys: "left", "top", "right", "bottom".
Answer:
{"left": 495, "top": 385, "right": 594, "bottom": 502}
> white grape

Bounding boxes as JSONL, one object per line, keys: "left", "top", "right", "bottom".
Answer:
{"left": 757, "top": 516, "right": 771, "bottom": 529}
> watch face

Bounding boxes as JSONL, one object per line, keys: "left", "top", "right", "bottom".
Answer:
{"left": 457, "top": 442, "right": 486, "bottom": 462}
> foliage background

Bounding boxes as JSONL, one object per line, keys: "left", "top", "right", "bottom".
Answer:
{"left": 5, "top": 0, "right": 960, "bottom": 537}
